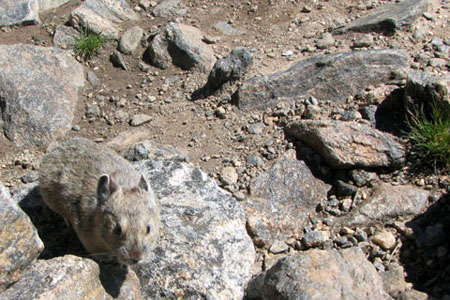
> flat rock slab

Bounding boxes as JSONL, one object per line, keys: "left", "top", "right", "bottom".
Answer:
{"left": 244, "top": 151, "right": 331, "bottom": 247}
{"left": 70, "top": 0, "right": 139, "bottom": 39}
{"left": 0, "top": 0, "right": 70, "bottom": 26}
{"left": 346, "top": 182, "right": 429, "bottom": 226}
{"left": 335, "top": 0, "right": 429, "bottom": 34}
{"left": 152, "top": 0, "right": 185, "bottom": 18}
{"left": 146, "top": 22, "right": 216, "bottom": 72}
{"left": 0, "top": 44, "right": 85, "bottom": 147}
{"left": 122, "top": 140, "right": 189, "bottom": 162}
{"left": 247, "top": 248, "right": 391, "bottom": 300}
{"left": 0, "top": 255, "right": 142, "bottom": 299}
{"left": 285, "top": 120, "right": 406, "bottom": 169}
{"left": 134, "top": 159, "right": 255, "bottom": 299}
{"left": 233, "top": 49, "right": 408, "bottom": 112}
{"left": 0, "top": 182, "right": 43, "bottom": 292}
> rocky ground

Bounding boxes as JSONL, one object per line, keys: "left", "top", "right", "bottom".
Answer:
{"left": 0, "top": 0, "right": 449, "bottom": 299}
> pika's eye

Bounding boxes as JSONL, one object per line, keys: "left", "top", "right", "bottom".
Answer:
{"left": 146, "top": 225, "right": 151, "bottom": 235}
{"left": 113, "top": 224, "right": 122, "bottom": 236}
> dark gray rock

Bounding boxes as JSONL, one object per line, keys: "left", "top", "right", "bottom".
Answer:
{"left": 146, "top": 22, "right": 216, "bottom": 72}
{"left": 0, "top": 0, "right": 70, "bottom": 26}
{"left": 247, "top": 248, "right": 391, "bottom": 300}
{"left": 134, "top": 159, "right": 255, "bottom": 299}
{"left": 335, "top": 0, "right": 429, "bottom": 34}
{"left": 346, "top": 182, "right": 429, "bottom": 226}
{"left": 0, "top": 255, "right": 142, "bottom": 299}
{"left": 244, "top": 151, "right": 331, "bottom": 247}
{"left": 0, "top": 181, "right": 43, "bottom": 292}
{"left": 403, "top": 71, "right": 450, "bottom": 117}
{"left": 69, "top": 0, "right": 139, "bottom": 40}
{"left": 0, "top": 44, "right": 85, "bottom": 147}
{"left": 285, "top": 120, "right": 406, "bottom": 169}
{"left": 233, "top": 49, "right": 408, "bottom": 111}
{"left": 335, "top": 180, "right": 357, "bottom": 198}
{"left": 152, "top": 0, "right": 186, "bottom": 18}
{"left": 53, "top": 25, "right": 80, "bottom": 49}
{"left": 110, "top": 50, "right": 128, "bottom": 70}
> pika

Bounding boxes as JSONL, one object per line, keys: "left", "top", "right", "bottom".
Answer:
{"left": 39, "top": 137, "right": 160, "bottom": 265}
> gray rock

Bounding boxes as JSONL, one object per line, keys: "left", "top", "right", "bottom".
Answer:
{"left": 87, "top": 71, "right": 100, "bottom": 86}
{"left": 303, "top": 230, "right": 330, "bottom": 248}
{"left": 53, "top": 25, "right": 80, "bottom": 49}
{"left": 244, "top": 152, "right": 331, "bottom": 247}
{"left": 403, "top": 71, "right": 450, "bottom": 117}
{"left": 152, "top": 0, "right": 186, "bottom": 18}
{"left": 0, "top": 255, "right": 142, "bottom": 299}
{"left": 0, "top": 0, "right": 70, "bottom": 26}
{"left": 119, "top": 26, "right": 144, "bottom": 55}
{"left": 0, "top": 44, "right": 85, "bottom": 147}
{"left": 213, "top": 21, "right": 244, "bottom": 36}
{"left": 285, "top": 120, "right": 406, "bottom": 169}
{"left": 122, "top": 140, "right": 188, "bottom": 162}
{"left": 146, "top": 22, "right": 216, "bottom": 72}
{"left": 352, "top": 34, "right": 374, "bottom": 48}
{"left": 110, "top": 50, "right": 127, "bottom": 70}
{"left": 220, "top": 166, "right": 238, "bottom": 186}
{"left": 133, "top": 160, "right": 255, "bottom": 299}
{"left": 234, "top": 49, "right": 408, "bottom": 111}
{"left": 0, "top": 181, "right": 44, "bottom": 292}
{"left": 346, "top": 182, "right": 429, "bottom": 226}
{"left": 246, "top": 154, "right": 264, "bottom": 167}
{"left": 69, "top": 0, "right": 139, "bottom": 40}
{"left": 130, "top": 114, "right": 152, "bottom": 126}
{"left": 335, "top": 0, "right": 429, "bottom": 34}
{"left": 359, "top": 105, "right": 378, "bottom": 125}
{"left": 316, "top": 32, "right": 335, "bottom": 49}
{"left": 247, "top": 248, "right": 391, "bottom": 300}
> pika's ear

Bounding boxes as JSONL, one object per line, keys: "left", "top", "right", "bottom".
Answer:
{"left": 138, "top": 175, "right": 149, "bottom": 191}
{"left": 97, "top": 174, "right": 117, "bottom": 203}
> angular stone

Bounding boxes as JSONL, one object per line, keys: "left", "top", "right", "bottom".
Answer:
{"left": 0, "top": 0, "right": 70, "bottom": 26}
{"left": 119, "top": 26, "right": 144, "bottom": 55}
{"left": 233, "top": 49, "right": 408, "bottom": 112}
{"left": 303, "top": 230, "right": 330, "bottom": 248}
{"left": 285, "top": 120, "right": 406, "bottom": 169}
{"left": 0, "top": 181, "right": 43, "bottom": 292}
{"left": 110, "top": 50, "right": 128, "bottom": 70}
{"left": 53, "top": 25, "right": 80, "bottom": 49}
{"left": 146, "top": 22, "right": 216, "bottom": 72}
{"left": 373, "top": 230, "right": 397, "bottom": 250}
{"left": 213, "top": 21, "right": 244, "bottom": 36}
{"left": 404, "top": 71, "right": 450, "bottom": 117}
{"left": 152, "top": 0, "right": 185, "bottom": 18}
{"left": 134, "top": 160, "right": 255, "bottom": 299}
{"left": 122, "top": 140, "right": 189, "bottom": 162}
{"left": 346, "top": 182, "right": 429, "bottom": 226}
{"left": 0, "top": 44, "right": 85, "bottom": 147}
{"left": 244, "top": 151, "right": 331, "bottom": 247}
{"left": 0, "top": 255, "right": 142, "bottom": 299}
{"left": 220, "top": 166, "right": 238, "bottom": 186}
{"left": 247, "top": 248, "right": 391, "bottom": 300}
{"left": 130, "top": 114, "right": 152, "bottom": 126}
{"left": 335, "top": 0, "right": 429, "bottom": 34}
{"left": 381, "top": 263, "right": 407, "bottom": 298}
{"left": 38, "top": 0, "right": 71, "bottom": 12}
{"left": 69, "top": 0, "right": 139, "bottom": 40}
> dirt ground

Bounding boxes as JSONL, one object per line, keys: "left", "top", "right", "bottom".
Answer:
{"left": 0, "top": 0, "right": 448, "bottom": 189}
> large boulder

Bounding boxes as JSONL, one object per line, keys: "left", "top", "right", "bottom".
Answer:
{"left": 244, "top": 151, "right": 331, "bottom": 247}
{"left": 335, "top": 0, "right": 429, "bottom": 34}
{"left": 0, "top": 44, "right": 85, "bottom": 147}
{"left": 247, "top": 248, "right": 391, "bottom": 299}
{"left": 285, "top": 120, "right": 406, "bottom": 169}
{"left": 0, "top": 182, "right": 43, "bottom": 292}
{"left": 69, "top": 0, "right": 139, "bottom": 40}
{"left": 146, "top": 22, "right": 216, "bottom": 72}
{"left": 0, "top": 0, "right": 70, "bottom": 26}
{"left": 0, "top": 255, "right": 142, "bottom": 299}
{"left": 133, "top": 159, "right": 255, "bottom": 299}
{"left": 233, "top": 49, "right": 408, "bottom": 112}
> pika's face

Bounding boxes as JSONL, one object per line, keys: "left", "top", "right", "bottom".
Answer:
{"left": 97, "top": 175, "right": 160, "bottom": 265}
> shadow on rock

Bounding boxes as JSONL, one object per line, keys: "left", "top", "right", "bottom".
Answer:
{"left": 399, "top": 193, "right": 450, "bottom": 298}
{"left": 98, "top": 263, "right": 129, "bottom": 298}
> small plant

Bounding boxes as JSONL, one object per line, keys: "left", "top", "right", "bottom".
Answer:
{"left": 74, "top": 28, "right": 105, "bottom": 60}
{"left": 406, "top": 99, "right": 450, "bottom": 168}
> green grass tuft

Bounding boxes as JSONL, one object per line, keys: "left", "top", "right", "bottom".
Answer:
{"left": 406, "top": 100, "right": 450, "bottom": 168}
{"left": 74, "top": 28, "right": 106, "bottom": 60}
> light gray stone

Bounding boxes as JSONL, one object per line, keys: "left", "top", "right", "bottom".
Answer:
{"left": 0, "top": 0, "right": 70, "bottom": 26}
{"left": 122, "top": 140, "right": 189, "bottom": 162}
{"left": 285, "top": 120, "right": 406, "bottom": 169}
{"left": 316, "top": 32, "right": 335, "bottom": 49}
{"left": 213, "top": 21, "right": 244, "bottom": 36}
{"left": 346, "top": 182, "right": 429, "bottom": 226}
{"left": 0, "top": 255, "right": 142, "bottom": 299}
{"left": 247, "top": 248, "right": 391, "bottom": 300}
{"left": 53, "top": 25, "right": 80, "bottom": 49}
{"left": 152, "top": 0, "right": 186, "bottom": 18}
{"left": 119, "top": 26, "right": 144, "bottom": 55}
{"left": 0, "top": 181, "right": 43, "bottom": 292}
{"left": 335, "top": 0, "right": 429, "bottom": 33}
{"left": 130, "top": 114, "right": 152, "bottom": 126}
{"left": 244, "top": 151, "right": 331, "bottom": 247}
{"left": 234, "top": 49, "right": 408, "bottom": 111}
{"left": 134, "top": 160, "right": 255, "bottom": 299}
{"left": 0, "top": 44, "right": 85, "bottom": 147}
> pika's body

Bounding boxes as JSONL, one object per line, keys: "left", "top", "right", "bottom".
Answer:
{"left": 39, "top": 137, "right": 160, "bottom": 265}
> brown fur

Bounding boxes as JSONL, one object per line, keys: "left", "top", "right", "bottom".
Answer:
{"left": 39, "top": 137, "right": 160, "bottom": 265}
